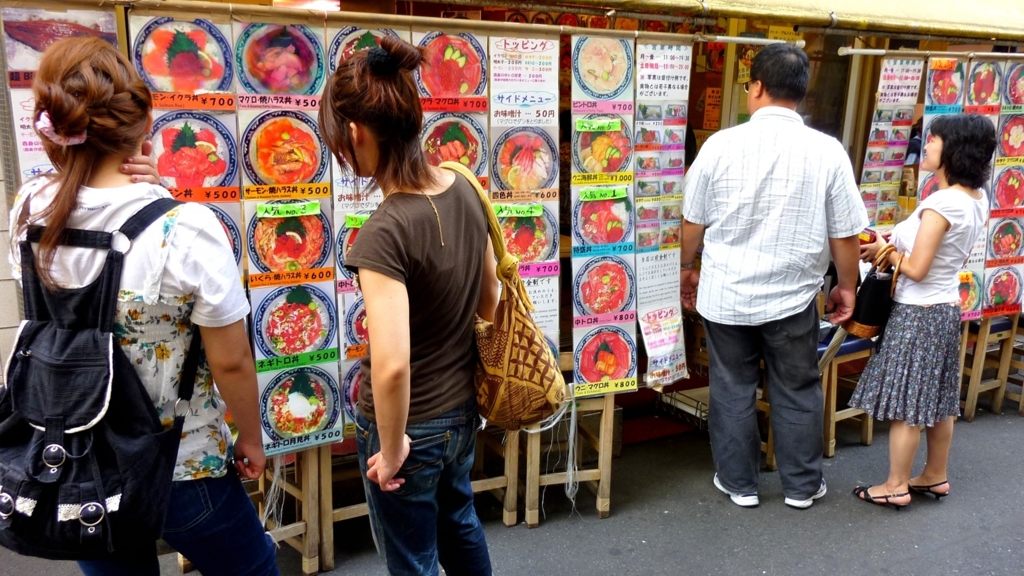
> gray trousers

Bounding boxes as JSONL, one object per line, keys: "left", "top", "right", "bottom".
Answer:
{"left": 703, "top": 300, "right": 823, "bottom": 499}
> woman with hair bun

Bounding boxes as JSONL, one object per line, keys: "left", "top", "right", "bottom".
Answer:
{"left": 8, "top": 38, "right": 277, "bottom": 575}
{"left": 854, "top": 114, "right": 996, "bottom": 510}
{"left": 320, "top": 37, "right": 497, "bottom": 575}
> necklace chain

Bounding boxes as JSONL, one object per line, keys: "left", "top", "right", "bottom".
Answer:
{"left": 422, "top": 193, "right": 445, "bottom": 247}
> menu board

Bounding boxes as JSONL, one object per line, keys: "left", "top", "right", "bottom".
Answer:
{"left": 633, "top": 43, "right": 692, "bottom": 387}
{"left": 414, "top": 30, "right": 490, "bottom": 188}
{"left": 489, "top": 36, "right": 560, "bottom": 354}
{"left": 3, "top": 6, "right": 118, "bottom": 182}
{"left": 861, "top": 58, "right": 924, "bottom": 229}
{"left": 570, "top": 35, "right": 638, "bottom": 398}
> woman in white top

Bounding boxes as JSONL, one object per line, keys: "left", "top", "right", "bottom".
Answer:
{"left": 853, "top": 114, "right": 995, "bottom": 510}
{"left": 8, "top": 38, "right": 276, "bottom": 575}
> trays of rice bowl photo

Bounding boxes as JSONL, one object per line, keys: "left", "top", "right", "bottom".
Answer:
{"left": 247, "top": 201, "right": 331, "bottom": 273}
{"left": 994, "top": 166, "right": 1024, "bottom": 211}
{"left": 986, "top": 266, "right": 1024, "bottom": 308}
{"left": 422, "top": 112, "right": 488, "bottom": 176}
{"left": 988, "top": 218, "right": 1024, "bottom": 260}
{"left": 499, "top": 206, "right": 559, "bottom": 263}
{"left": 573, "top": 196, "right": 634, "bottom": 245}
{"left": 572, "top": 114, "right": 633, "bottom": 174}
{"left": 235, "top": 23, "right": 324, "bottom": 95}
{"left": 574, "top": 325, "right": 637, "bottom": 384}
{"left": 253, "top": 284, "right": 337, "bottom": 359}
{"left": 241, "top": 109, "right": 328, "bottom": 185}
{"left": 415, "top": 31, "right": 487, "bottom": 98}
{"left": 151, "top": 111, "right": 238, "bottom": 189}
{"left": 261, "top": 365, "right": 341, "bottom": 441}
{"left": 490, "top": 127, "right": 557, "bottom": 191}
{"left": 573, "top": 256, "right": 635, "bottom": 316}
{"left": 572, "top": 37, "right": 634, "bottom": 100}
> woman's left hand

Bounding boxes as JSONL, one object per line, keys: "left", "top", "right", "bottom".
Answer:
{"left": 367, "top": 434, "right": 411, "bottom": 492}
{"left": 121, "top": 140, "right": 162, "bottom": 185}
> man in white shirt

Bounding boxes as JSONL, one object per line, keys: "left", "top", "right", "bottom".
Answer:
{"left": 681, "top": 44, "right": 867, "bottom": 510}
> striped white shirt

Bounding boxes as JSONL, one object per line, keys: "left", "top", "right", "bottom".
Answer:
{"left": 683, "top": 107, "right": 868, "bottom": 326}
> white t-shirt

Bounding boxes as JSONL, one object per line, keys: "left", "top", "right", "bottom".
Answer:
{"left": 891, "top": 188, "right": 989, "bottom": 305}
{"left": 9, "top": 178, "right": 250, "bottom": 481}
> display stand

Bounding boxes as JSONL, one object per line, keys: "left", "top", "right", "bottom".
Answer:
{"left": 260, "top": 449, "right": 322, "bottom": 575}
{"left": 524, "top": 392, "right": 615, "bottom": 527}
{"left": 1004, "top": 316, "right": 1024, "bottom": 415}
{"left": 818, "top": 337, "right": 875, "bottom": 457}
{"left": 961, "top": 316, "right": 1020, "bottom": 420}
{"left": 318, "top": 427, "right": 521, "bottom": 571}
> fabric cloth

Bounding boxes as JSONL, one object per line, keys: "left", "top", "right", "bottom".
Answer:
{"left": 890, "top": 188, "right": 988, "bottom": 305}
{"left": 703, "top": 300, "right": 824, "bottom": 499}
{"left": 356, "top": 397, "right": 492, "bottom": 576}
{"left": 77, "top": 469, "right": 279, "bottom": 576}
{"left": 8, "top": 178, "right": 249, "bottom": 481}
{"left": 344, "top": 173, "right": 488, "bottom": 424}
{"left": 683, "top": 106, "right": 868, "bottom": 326}
{"left": 848, "top": 302, "right": 963, "bottom": 427}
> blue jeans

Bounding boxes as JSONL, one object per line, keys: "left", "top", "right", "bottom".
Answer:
{"left": 703, "top": 300, "right": 824, "bottom": 499}
{"left": 356, "top": 397, "right": 492, "bottom": 576}
{"left": 78, "top": 469, "right": 278, "bottom": 576}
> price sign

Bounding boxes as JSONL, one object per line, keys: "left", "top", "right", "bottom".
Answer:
{"left": 169, "top": 187, "right": 241, "bottom": 202}
{"left": 246, "top": 182, "right": 332, "bottom": 200}
{"left": 152, "top": 93, "right": 236, "bottom": 111}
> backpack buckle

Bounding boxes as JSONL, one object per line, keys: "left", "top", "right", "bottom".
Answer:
{"left": 79, "top": 502, "right": 105, "bottom": 527}
{"left": 173, "top": 398, "right": 190, "bottom": 418}
{"left": 0, "top": 493, "right": 13, "bottom": 520}
{"left": 42, "top": 444, "right": 66, "bottom": 468}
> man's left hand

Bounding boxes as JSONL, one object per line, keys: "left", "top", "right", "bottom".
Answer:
{"left": 681, "top": 269, "right": 700, "bottom": 311}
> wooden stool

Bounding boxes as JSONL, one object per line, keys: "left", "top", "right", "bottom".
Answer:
{"left": 524, "top": 393, "right": 615, "bottom": 528}
{"left": 961, "top": 316, "right": 1019, "bottom": 420}
{"left": 818, "top": 336, "right": 875, "bottom": 457}
{"left": 1003, "top": 315, "right": 1024, "bottom": 415}
{"left": 318, "top": 426, "right": 521, "bottom": 570}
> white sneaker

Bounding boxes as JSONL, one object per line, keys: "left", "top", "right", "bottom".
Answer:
{"left": 785, "top": 479, "right": 827, "bottom": 509}
{"left": 713, "top": 474, "right": 759, "bottom": 507}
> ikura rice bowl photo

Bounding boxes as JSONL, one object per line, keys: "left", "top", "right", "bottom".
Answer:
{"left": 500, "top": 208, "right": 557, "bottom": 263}
{"left": 988, "top": 218, "right": 1024, "bottom": 260}
{"left": 134, "top": 18, "right": 232, "bottom": 93}
{"left": 254, "top": 285, "right": 335, "bottom": 358}
{"left": 574, "top": 115, "right": 633, "bottom": 174}
{"left": 416, "top": 32, "right": 486, "bottom": 97}
{"left": 994, "top": 166, "right": 1024, "bottom": 211}
{"left": 960, "top": 272, "right": 982, "bottom": 313}
{"left": 491, "top": 127, "right": 557, "bottom": 191}
{"left": 248, "top": 209, "right": 329, "bottom": 273}
{"left": 572, "top": 37, "right": 633, "bottom": 100}
{"left": 574, "top": 326, "right": 636, "bottom": 383}
{"left": 261, "top": 367, "right": 339, "bottom": 441}
{"left": 422, "top": 113, "right": 486, "bottom": 175}
{"left": 986, "top": 266, "right": 1023, "bottom": 308}
{"left": 574, "top": 197, "right": 634, "bottom": 245}
{"left": 573, "top": 256, "right": 635, "bottom": 316}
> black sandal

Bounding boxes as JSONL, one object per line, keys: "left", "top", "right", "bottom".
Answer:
{"left": 909, "top": 480, "right": 949, "bottom": 500}
{"left": 853, "top": 485, "right": 910, "bottom": 510}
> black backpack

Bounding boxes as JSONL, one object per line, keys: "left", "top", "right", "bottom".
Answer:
{"left": 0, "top": 198, "right": 201, "bottom": 560}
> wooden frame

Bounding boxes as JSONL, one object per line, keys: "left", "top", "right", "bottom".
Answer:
{"left": 822, "top": 350, "right": 874, "bottom": 457}
{"left": 261, "top": 449, "right": 321, "bottom": 575}
{"left": 523, "top": 393, "right": 615, "bottom": 528}
{"left": 961, "top": 317, "right": 1019, "bottom": 421}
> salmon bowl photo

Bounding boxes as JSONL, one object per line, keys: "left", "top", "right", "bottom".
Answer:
{"left": 151, "top": 111, "right": 237, "bottom": 189}
{"left": 133, "top": 17, "right": 233, "bottom": 94}
{"left": 415, "top": 32, "right": 487, "bottom": 97}
{"left": 422, "top": 112, "right": 487, "bottom": 176}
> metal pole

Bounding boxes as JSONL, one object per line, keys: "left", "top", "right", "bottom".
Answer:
{"left": 799, "top": 26, "right": 1024, "bottom": 48}
{"left": 839, "top": 47, "right": 1024, "bottom": 59}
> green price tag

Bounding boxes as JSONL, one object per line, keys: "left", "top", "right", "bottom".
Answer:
{"left": 256, "top": 201, "right": 321, "bottom": 218}
{"left": 345, "top": 213, "right": 371, "bottom": 228}
{"left": 579, "top": 186, "right": 628, "bottom": 201}
{"left": 575, "top": 118, "right": 622, "bottom": 132}
{"left": 492, "top": 203, "right": 543, "bottom": 218}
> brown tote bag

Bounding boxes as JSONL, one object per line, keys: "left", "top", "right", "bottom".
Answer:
{"left": 440, "top": 161, "right": 566, "bottom": 429}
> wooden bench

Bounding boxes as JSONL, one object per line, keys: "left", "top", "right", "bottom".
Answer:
{"left": 961, "top": 316, "right": 1019, "bottom": 420}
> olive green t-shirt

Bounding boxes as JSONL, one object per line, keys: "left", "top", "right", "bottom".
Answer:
{"left": 345, "top": 172, "right": 487, "bottom": 423}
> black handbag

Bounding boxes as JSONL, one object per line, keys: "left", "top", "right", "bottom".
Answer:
{"left": 843, "top": 244, "right": 903, "bottom": 339}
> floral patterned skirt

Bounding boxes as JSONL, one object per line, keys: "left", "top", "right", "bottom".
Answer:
{"left": 848, "top": 302, "right": 962, "bottom": 427}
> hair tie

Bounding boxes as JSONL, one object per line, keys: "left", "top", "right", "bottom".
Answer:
{"left": 36, "top": 111, "right": 87, "bottom": 146}
{"left": 366, "top": 46, "right": 400, "bottom": 76}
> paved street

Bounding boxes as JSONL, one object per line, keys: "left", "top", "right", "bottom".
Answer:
{"left": 4, "top": 401, "right": 1024, "bottom": 576}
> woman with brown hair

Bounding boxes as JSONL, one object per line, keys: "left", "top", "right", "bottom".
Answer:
{"left": 7, "top": 38, "right": 276, "bottom": 575}
{"left": 320, "top": 37, "right": 498, "bottom": 575}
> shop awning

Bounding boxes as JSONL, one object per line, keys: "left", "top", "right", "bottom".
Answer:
{"left": 557, "top": 0, "right": 1024, "bottom": 43}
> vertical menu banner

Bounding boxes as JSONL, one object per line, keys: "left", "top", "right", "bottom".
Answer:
{"left": 489, "top": 36, "right": 560, "bottom": 355}
{"left": 984, "top": 58, "right": 1024, "bottom": 317}
{"left": 633, "top": 42, "right": 692, "bottom": 387}
{"left": 2, "top": 6, "right": 118, "bottom": 181}
{"left": 570, "top": 36, "right": 638, "bottom": 398}
{"left": 861, "top": 58, "right": 924, "bottom": 229}
{"left": 414, "top": 30, "right": 490, "bottom": 189}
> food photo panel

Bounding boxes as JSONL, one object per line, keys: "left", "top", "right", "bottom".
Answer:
{"left": 327, "top": 26, "right": 410, "bottom": 73}
{"left": 984, "top": 264, "right": 1024, "bottom": 315}
{"left": 233, "top": 22, "right": 325, "bottom": 96}
{"left": 340, "top": 360, "right": 363, "bottom": 435}
{"left": 572, "top": 323, "right": 638, "bottom": 396}
{"left": 489, "top": 126, "right": 559, "bottom": 193}
{"left": 250, "top": 280, "right": 339, "bottom": 362}
{"left": 239, "top": 108, "right": 330, "bottom": 188}
{"left": 572, "top": 254, "right": 637, "bottom": 321}
{"left": 571, "top": 36, "right": 635, "bottom": 108}
{"left": 494, "top": 201, "right": 560, "bottom": 264}
{"left": 205, "top": 201, "right": 244, "bottom": 276}
{"left": 413, "top": 31, "right": 488, "bottom": 99}
{"left": 257, "top": 361, "right": 344, "bottom": 456}
{"left": 151, "top": 110, "right": 239, "bottom": 192}
{"left": 340, "top": 292, "right": 369, "bottom": 360}
{"left": 3, "top": 7, "right": 116, "bottom": 84}
{"left": 244, "top": 198, "right": 334, "bottom": 278}
{"left": 421, "top": 111, "right": 489, "bottom": 181}
{"left": 130, "top": 16, "right": 234, "bottom": 95}
{"left": 992, "top": 164, "right": 1024, "bottom": 216}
